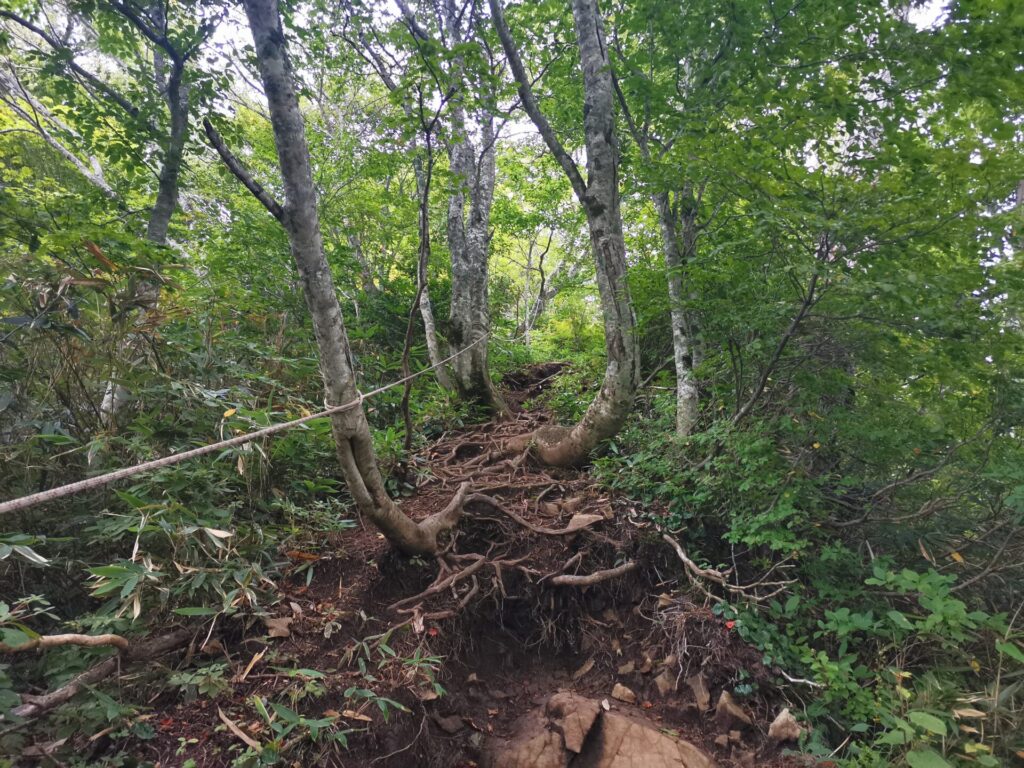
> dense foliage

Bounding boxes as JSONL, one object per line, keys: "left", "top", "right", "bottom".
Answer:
{"left": 1, "top": 0, "right": 1022, "bottom": 765}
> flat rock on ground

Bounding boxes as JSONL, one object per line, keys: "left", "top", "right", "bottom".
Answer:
{"left": 484, "top": 691, "right": 716, "bottom": 768}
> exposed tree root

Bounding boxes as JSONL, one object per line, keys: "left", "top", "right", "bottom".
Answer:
{"left": 550, "top": 561, "right": 637, "bottom": 586}
{"left": 662, "top": 533, "right": 795, "bottom": 603}
{"left": 465, "top": 493, "right": 600, "bottom": 536}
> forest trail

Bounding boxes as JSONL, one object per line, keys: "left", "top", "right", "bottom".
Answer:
{"left": 135, "top": 365, "right": 796, "bottom": 768}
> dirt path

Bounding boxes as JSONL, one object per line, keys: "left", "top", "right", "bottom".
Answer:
{"left": 134, "top": 364, "right": 801, "bottom": 767}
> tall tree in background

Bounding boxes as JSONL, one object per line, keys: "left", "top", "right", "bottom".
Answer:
{"left": 491, "top": 0, "right": 639, "bottom": 465}
{"left": 233, "top": 0, "right": 466, "bottom": 555}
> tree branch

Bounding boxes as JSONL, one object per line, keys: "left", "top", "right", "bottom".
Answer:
{"left": 0, "top": 9, "right": 142, "bottom": 121}
{"left": 487, "top": 0, "right": 587, "bottom": 202}
{"left": 202, "top": 117, "right": 284, "bottom": 222}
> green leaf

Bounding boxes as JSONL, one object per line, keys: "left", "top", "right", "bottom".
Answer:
{"left": 173, "top": 607, "right": 220, "bottom": 616}
{"left": 10, "top": 545, "right": 48, "bottom": 565}
{"left": 887, "top": 610, "right": 913, "bottom": 630}
{"left": 995, "top": 641, "right": 1024, "bottom": 664}
{"left": 905, "top": 749, "right": 952, "bottom": 768}
{"left": 908, "top": 711, "right": 947, "bottom": 736}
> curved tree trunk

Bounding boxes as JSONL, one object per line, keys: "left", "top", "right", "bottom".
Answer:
{"left": 652, "top": 191, "right": 700, "bottom": 436}
{"left": 242, "top": 0, "right": 463, "bottom": 555}
{"left": 491, "top": 0, "right": 639, "bottom": 465}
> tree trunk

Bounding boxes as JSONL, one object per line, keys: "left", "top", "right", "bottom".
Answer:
{"left": 491, "top": 0, "right": 639, "bottom": 465}
{"left": 242, "top": 0, "right": 463, "bottom": 555}
{"left": 652, "top": 191, "right": 699, "bottom": 436}
{"left": 412, "top": 153, "right": 455, "bottom": 391}
{"left": 446, "top": 109, "right": 507, "bottom": 412}
{"left": 100, "top": 31, "right": 189, "bottom": 427}
{"left": 441, "top": 0, "right": 506, "bottom": 414}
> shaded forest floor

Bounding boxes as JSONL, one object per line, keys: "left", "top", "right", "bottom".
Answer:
{"left": 120, "top": 364, "right": 803, "bottom": 767}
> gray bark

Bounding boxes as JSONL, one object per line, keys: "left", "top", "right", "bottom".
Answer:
{"left": 440, "top": 0, "right": 506, "bottom": 413}
{"left": 491, "top": 0, "right": 639, "bottom": 465}
{"left": 652, "top": 191, "right": 699, "bottom": 436}
{"left": 446, "top": 109, "right": 506, "bottom": 411}
{"left": 241, "top": 0, "right": 462, "bottom": 555}
{"left": 412, "top": 153, "right": 455, "bottom": 390}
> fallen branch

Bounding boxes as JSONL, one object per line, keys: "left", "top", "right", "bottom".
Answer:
{"left": 0, "top": 633, "right": 129, "bottom": 654}
{"left": 550, "top": 561, "right": 637, "bottom": 586}
{"left": 7, "top": 629, "right": 192, "bottom": 720}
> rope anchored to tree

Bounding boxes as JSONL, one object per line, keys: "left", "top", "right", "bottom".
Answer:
{"left": 0, "top": 334, "right": 492, "bottom": 517}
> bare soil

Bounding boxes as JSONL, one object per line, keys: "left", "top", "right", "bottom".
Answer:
{"left": 102, "top": 364, "right": 806, "bottom": 767}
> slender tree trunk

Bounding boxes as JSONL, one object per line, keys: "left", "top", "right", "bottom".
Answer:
{"left": 241, "top": 0, "right": 463, "bottom": 555}
{"left": 446, "top": 109, "right": 507, "bottom": 412}
{"left": 652, "top": 191, "right": 699, "bottom": 436}
{"left": 492, "top": 0, "right": 639, "bottom": 465}
{"left": 100, "top": 38, "right": 189, "bottom": 426}
{"left": 411, "top": 153, "right": 454, "bottom": 390}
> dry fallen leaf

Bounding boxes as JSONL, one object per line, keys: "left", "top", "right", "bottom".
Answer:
{"left": 263, "top": 615, "right": 293, "bottom": 638}
{"left": 952, "top": 707, "right": 987, "bottom": 719}
{"left": 562, "top": 514, "right": 604, "bottom": 533}
{"left": 341, "top": 709, "right": 373, "bottom": 722}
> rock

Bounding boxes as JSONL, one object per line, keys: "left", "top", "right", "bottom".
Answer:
{"left": 735, "top": 749, "right": 756, "bottom": 767}
{"left": 768, "top": 707, "right": 803, "bottom": 744}
{"left": 617, "top": 660, "right": 635, "bottom": 675}
{"left": 728, "top": 730, "right": 742, "bottom": 744}
{"left": 714, "top": 691, "right": 752, "bottom": 732}
{"left": 685, "top": 673, "right": 711, "bottom": 713}
{"left": 654, "top": 669, "right": 675, "bottom": 697}
{"left": 547, "top": 692, "right": 600, "bottom": 753}
{"left": 611, "top": 683, "right": 637, "bottom": 704}
{"left": 714, "top": 734, "right": 730, "bottom": 749}
{"left": 483, "top": 692, "right": 716, "bottom": 768}
{"left": 432, "top": 713, "right": 465, "bottom": 734}
{"left": 638, "top": 654, "right": 654, "bottom": 674}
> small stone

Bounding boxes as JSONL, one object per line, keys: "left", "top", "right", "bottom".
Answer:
{"left": 728, "top": 730, "right": 742, "bottom": 744}
{"left": 654, "top": 670, "right": 675, "bottom": 697}
{"left": 617, "top": 660, "right": 635, "bottom": 675}
{"left": 638, "top": 654, "right": 654, "bottom": 674}
{"left": 611, "top": 683, "right": 637, "bottom": 704}
{"left": 768, "top": 707, "right": 803, "bottom": 744}
{"left": 685, "top": 674, "right": 711, "bottom": 713}
{"left": 714, "top": 691, "right": 753, "bottom": 732}
{"left": 432, "top": 714, "right": 464, "bottom": 734}
{"left": 736, "top": 749, "right": 756, "bottom": 767}
{"left": 467, "top": 673, "right": 482, "bottom": 684}
{"left": 714, "top": 734, "right": 730, "bottom": 749}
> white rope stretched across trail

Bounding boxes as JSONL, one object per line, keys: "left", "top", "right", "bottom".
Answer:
{"left": 0, "top": 334, "right": 491, "bottom": 517}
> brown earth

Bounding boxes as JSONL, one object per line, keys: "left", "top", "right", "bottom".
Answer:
{"left": 79, "top": 364, "right": 807, "bottom": 767}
